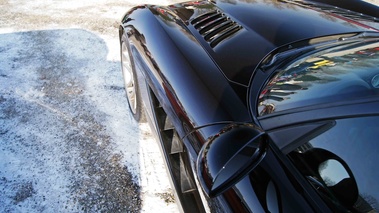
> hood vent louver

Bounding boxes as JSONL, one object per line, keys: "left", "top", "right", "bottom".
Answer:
{"left": 191, "top": 11, "right": 242, "bottom": 48}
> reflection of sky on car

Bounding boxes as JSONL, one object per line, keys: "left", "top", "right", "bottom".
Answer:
{"left": 258, "top": 41, "right": 379, "bottom": 115}
{"left": 319, "top": 159, "right": 350, "bottom": 187}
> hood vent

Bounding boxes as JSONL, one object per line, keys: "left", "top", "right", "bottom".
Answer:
{"left": 191, "top": 11, "right": 242, "bottom": 48}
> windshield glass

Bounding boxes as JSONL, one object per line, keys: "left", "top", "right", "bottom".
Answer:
{"left": 258, "top": 40, "right": 379, "bottom": 116}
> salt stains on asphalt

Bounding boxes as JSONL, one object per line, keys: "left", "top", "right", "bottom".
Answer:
{"left": 0, "top": 0, "right": 182, "bottom": 212}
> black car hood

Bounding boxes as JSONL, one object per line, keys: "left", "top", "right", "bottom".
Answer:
{"left": 164, "top": 0, "right": 378, "bottom": 86}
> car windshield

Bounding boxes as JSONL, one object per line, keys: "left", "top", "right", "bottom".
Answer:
{"left": 258, "top": 40, "right": 379, "bottom": 116}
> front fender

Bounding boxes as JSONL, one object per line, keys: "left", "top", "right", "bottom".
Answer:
{"left": 120, "top": 4, "right": 252, "bottom": 139}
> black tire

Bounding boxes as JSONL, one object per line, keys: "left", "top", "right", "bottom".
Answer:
{"left": 120, "top": 35, "right": 145, "bottom": 122}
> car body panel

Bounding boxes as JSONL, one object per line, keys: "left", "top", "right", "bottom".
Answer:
{"left": 254, "top": 38, "right": 379, "bottom": 117}
{"left": 165, "top": 0, "right": 378, "bottom": 86}
{"left": 307, "top": 0, "right": 379, "bottom": 19}
{"left": 119, "top": 0, "right": 379, "bottom": 212}
{"left": 122, "top": 4, "right": 252, "bottom": 137}
{"left": 122, "top": 0, "right": 379, "bottom": 134}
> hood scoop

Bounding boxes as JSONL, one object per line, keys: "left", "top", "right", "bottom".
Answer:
{"left": 191, "top": 11, "right": 242, "bottom": 48}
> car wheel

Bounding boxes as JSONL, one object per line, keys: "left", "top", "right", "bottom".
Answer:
{"left": 121, "top": 37, "right": 145, "bottom": 122}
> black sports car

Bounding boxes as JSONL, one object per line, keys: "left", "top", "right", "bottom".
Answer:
{"left": 119, "top": 0, "right": 379, "bottom": 212}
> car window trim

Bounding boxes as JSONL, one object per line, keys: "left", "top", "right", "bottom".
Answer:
{"left": 258, "top": 99, "right": 379, "bottom": 131}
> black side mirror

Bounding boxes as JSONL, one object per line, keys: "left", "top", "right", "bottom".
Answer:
{"left": 196, "top": 124, "right": 268, "bottom": 197}
{"left": 301, "top": 148, "right": 359, "bottom": 210}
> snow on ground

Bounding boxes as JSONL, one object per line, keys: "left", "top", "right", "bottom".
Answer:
{"left": 0, "top": 0, "right": 182, "bottom": 212}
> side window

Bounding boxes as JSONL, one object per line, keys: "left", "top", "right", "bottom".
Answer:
{"left": 287, "top": 117, "right": 379, "bottom": 212}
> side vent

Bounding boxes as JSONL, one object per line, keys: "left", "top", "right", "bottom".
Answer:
{"left": 191, "top": 11, "right": 242, "bottom": 48}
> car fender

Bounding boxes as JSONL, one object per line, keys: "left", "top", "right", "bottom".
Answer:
{"left": 120, "top": 5, "right": 252, "bottom": 139}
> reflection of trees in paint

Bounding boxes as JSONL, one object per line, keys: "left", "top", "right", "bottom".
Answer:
{"left": 359, "top": 194, "right": 379, "bottom": 212}
{"left": 258, "top": 44, "right": 379, "bottom": 115}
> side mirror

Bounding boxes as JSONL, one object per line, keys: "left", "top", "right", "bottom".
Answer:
{"left": 196, "top": 124, "right": 268, "bottom": 197}
{"left": 301, "top": 148, "right": 359, "bottom": 209}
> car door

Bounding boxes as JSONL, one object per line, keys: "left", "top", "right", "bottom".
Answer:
{"left": 267, "top": 116, "right": 379, "bottom": 212}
